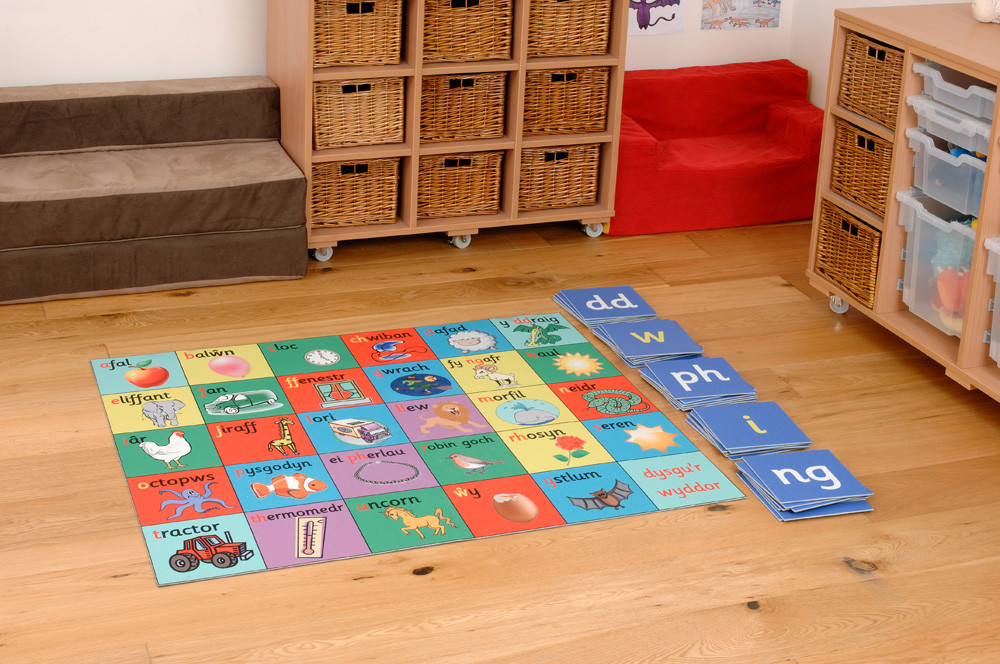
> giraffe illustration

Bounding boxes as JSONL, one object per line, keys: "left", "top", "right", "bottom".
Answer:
{"left": 267, "top": 417, "right": 299, "bottom": 456}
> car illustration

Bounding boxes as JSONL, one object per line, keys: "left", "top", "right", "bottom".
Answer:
{"left": 204, "top": 389, "right": 280, "bottom": 415}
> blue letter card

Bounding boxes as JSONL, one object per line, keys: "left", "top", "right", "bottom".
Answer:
{"left": 686, "top": 401, "right": 812, "bottom": 458}
{"left": 639, "top": 356, "right": 756, "bottom": 410}
{"left": 592, "top": 318, "right": 703, "bottom": 367}
{"left": 554, "top": 285, "right": 657, "bottom": 327}
{"left": 736, "top": 449, "right": 873, "bottom": 511}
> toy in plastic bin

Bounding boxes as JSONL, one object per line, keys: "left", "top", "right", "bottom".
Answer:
{"left": 930, "top": 217, "right": 977, "bottom": 334}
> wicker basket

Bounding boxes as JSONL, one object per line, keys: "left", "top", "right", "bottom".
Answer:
{"left": 814, "top": 199, "right": 881, "bottom": 308}
{"left": 421, "top": 72, "right": 507, "bottom": 142}
{"left": 311, "top": 158, "right": 399, "bottom": 227}
{"left": 522, "top": 67, "right": 609, "bottom": 135}
{"left": 417, "top": 151, "right": 503, "bottom": 218}
{"left": 313, "top": 77, "right": 404, "bottom": 149}
{"left": 423, "top": 0, "right": 513, "bottom": 63}
{"left": 830, "top": 118, "right": 894, "bottom": 217}
{"left": 527, "top": 0, "right": 611, "bottom": 57}
{"left": 838, "top": 32, "right": 904, "bottom": 129}
{"left": 519, "top": 143, "right": 600, "bottom": 211}
{"left": 313, "top": 0, "right": 402, "bottom": 67}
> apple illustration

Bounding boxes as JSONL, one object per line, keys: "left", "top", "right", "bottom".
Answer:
{"left": 208, "top": 355, "right": 251, "bottom": 377}
{"left": 124, "top": 361, "right": 170, "bottom": 388}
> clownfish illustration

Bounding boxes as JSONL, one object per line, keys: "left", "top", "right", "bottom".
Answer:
{"left": 250, "top": 473, "right": 328, "bottom": 499}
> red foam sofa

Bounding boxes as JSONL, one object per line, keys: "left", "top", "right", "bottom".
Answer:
{"left": 609, "top": 59, "right": 823, "bottom": 236}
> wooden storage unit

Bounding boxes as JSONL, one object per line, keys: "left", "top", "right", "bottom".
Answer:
{"left": 806, "top": 4, "right": 1000, "bottom": 401}
{"left": 266, "top": 0, "right": 628, "bottom": 254}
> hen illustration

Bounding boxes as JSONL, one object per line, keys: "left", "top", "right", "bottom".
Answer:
{"left": 139, "top": 431, "right": 191, "bottom": 469}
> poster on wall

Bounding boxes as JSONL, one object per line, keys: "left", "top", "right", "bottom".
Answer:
{"left": 701, "top": 0, "right": 780, "bottom": 30}
{"left": 628, "top": 0, "right": 683, "bottom": 35}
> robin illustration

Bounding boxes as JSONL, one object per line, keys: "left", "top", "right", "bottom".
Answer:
{"left": 446, "top": 453, "right": 505, "bottom": 475}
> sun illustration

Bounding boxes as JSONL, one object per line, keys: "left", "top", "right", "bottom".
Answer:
{"left": 553, "top": 352, "right": 604, "bottom": 377}
{"left": 624, "top": 424, "right": 681, "bottom": 453}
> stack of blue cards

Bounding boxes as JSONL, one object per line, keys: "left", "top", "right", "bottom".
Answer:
{"left": 735, "top": 449, "right": 873, "bottom": 521}
{"left": 592, "top": 318, "right": 703, "bottom": 368}
{"left": 686, "top": 401, "right": 811, "bottom": 459}
{"left": 553, "top": 285, "right": 657, "bottom": 328}
{"left": 639, "top": 355, "right": 757, "bottom": 410}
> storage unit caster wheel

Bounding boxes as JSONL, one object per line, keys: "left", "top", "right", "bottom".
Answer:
{"left": 583, "top": 223, "right": 604, "bottom": 237}
{"left": 829, "top": 295, "right": 849, "bottom": 314}
{"left": 311, "top": 246, "right": 334, "bottom": 262}
{"left": 449, "top": 234, "right": 472, "bottom": 249}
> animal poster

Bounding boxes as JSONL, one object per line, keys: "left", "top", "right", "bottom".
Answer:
{"left": 628, "top": 0, "right": 683, "bottom": 35}
{"left": 702, "top": 0, "right": 780, "bottom": 30}
{"left": 91, "top": 313, "right": 743, "bottom": 585}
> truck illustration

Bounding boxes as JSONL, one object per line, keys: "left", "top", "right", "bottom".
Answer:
{"left": 329, "top": 418, "right": 391, "bottom": 445}
{"left": 168, "top": 531, "right": 255, "bottom": 572}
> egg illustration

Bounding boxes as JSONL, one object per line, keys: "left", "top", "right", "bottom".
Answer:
{"left": 492, "top": 493, "right": 539, "bottom": 523}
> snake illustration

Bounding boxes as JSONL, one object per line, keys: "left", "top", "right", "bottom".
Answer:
{"left": 581, "top": 389, "right": 649, "bottom": 415}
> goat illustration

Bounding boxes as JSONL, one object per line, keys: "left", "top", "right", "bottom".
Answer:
{"left": 473, "top": 364, "right": 518, "bottom": 387}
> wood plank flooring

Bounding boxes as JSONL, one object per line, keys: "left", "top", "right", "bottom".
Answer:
{"left": 2, "top": 220, "right": 998, "bottom": 664}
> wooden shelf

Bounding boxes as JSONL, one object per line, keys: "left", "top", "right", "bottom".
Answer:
{"left": 807, "top": 3, "right": 1000, "bottom": 402}
{"left": 266, "top": 0, "right": 628, "bottom": 252}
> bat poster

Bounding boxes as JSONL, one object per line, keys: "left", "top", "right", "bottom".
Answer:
{"left": 628, "top": 0, "right": 683, "bottom": 35}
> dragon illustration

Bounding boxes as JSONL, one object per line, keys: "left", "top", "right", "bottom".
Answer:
{"left": 629, "top": 0, "right": 682, "bottom": 30}
{"left": 514, "top": 322, "right": 567, "bottom": 347}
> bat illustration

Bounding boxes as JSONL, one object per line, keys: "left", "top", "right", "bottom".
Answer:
{"left": 568, "top": 480, "right": 633, "bottom": 510}
{"left": 629, "top": 0, "right": 681, "bottom": 30}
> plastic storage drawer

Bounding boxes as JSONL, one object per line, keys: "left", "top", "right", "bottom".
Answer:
{"left": 913, "top": 61, "right": 996, "bottom": 121}
{"left": 986, "top": 237, "right": 1000, "bottom": 364}
{"left": 897, "top": 189, "right": 976, "bottom": 337}
{"left": 906, "top": 128, "right": 986, "bottom": 216}
{"left": 906, "top": 94, "right": 991, "bottom": 156}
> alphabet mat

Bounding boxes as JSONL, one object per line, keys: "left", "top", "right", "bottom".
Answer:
{"left": 91, "top": 313, "right": 744, "bottom": 585}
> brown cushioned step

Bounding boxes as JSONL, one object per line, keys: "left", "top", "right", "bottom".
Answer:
{"left": 0, "top": 76, "right": 280, "bottom": 156}
{"left": 0, "top": 141, "right": 305, "bottom": 249}
{"left": 0, "top": 226, "right": 308, "bottom": 304}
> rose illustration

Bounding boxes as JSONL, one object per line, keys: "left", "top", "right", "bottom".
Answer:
{"left": 553, "top": 435, "right": 589, "bottom": 466}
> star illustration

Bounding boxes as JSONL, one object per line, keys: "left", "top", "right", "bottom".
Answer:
{"left": 624, "top": 424, "right": 680, "bottom": 453}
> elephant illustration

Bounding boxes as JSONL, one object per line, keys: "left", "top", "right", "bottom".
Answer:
{"left": 141, "top": 400, "right": 185, "bottom": 428}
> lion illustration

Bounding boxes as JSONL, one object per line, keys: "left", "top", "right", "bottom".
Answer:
{"left": 419, "top": 401, "right": 488, "bottom": 434}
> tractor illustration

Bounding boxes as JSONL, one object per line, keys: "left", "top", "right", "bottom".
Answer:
{"left": 168, "top": 531, "right": 255, "bottom": 572}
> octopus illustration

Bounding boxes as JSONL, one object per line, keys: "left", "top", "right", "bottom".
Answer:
{"left": 630, "top": 0, "right": 681, "bottom": 30}
{"left": 159, "top": 481, "right": 235, "bottom": 520}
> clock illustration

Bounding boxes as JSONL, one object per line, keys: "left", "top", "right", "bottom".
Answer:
{"left": 304, "top": 349, "right": 341, "bottom": 366}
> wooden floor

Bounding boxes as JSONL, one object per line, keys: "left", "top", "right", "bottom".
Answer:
{"left": 3, "top": 220, "right": 999, "bottom": 664}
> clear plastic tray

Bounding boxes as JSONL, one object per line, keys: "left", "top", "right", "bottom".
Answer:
{"left": 986, "top": 237, "right": 1000, "bottom": 364}
{"left": 906, "top": 94, "right": 991, "bottom": 156}
{"left": 906, "top": 128, "right": 986, "bottom": 217}
{"left": 914, "top": 61, "right": 996, "bottom": 121}
{"left": 897, "top": 189, "right": 975, "bottom": 338}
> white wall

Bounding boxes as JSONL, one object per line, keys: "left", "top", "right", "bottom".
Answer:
{"left": 625, "top": 0, "right": 970, "bottom": 106}
{"left": 789, "top": 0, "right": 970, "bottom": 106}
{"left": 0, "top": 0, "right": 973, "bottom": 96}
{"left": 0, "top": 0, "right": 266, "bottom": 86}
{"left": 624, "top": 0, "right": 796, "bottom": 72}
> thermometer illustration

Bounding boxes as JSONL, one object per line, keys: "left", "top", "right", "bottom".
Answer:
{"left": 295, "top": 516, "right": 326, "bottom": 558}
